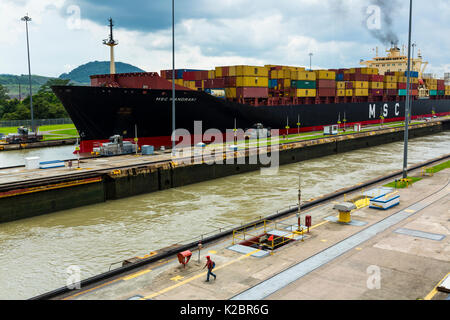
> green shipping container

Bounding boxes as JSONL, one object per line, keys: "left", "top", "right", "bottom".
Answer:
{"left": 291, "top": 80, "right": 316, "bottom": 89}
{"left": 429, "top": 90, "right": 437, "bottom": 96}
{"left": 398, "top": 89, "right": 407, "bottom": 96}
{"left": 438, "top": 90, "right": 445, "bottom": 95}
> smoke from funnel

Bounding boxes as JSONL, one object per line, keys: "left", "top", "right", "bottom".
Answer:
{"left": 365, "top": 0, "right": 401, "bottom": 46}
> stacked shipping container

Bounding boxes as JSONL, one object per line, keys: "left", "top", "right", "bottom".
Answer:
{"left": 159, "top": 65, "right": 447, "bottom": 103}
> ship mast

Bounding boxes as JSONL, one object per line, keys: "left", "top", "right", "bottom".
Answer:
{"left": 103, "top": 18, "right": 118, "bottom": 75}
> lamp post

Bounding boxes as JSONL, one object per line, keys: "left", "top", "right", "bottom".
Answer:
{"left": 21, "top": 14, "right": 34, "bottom": 132}
{"left": 309, "top": 53, "right": 313, "bottom": 71}
{"left": 403, "top": 0, "right": 413, "bottom": 179}
{"left": 171, "top": 0, "right": 176, "bottom": 152}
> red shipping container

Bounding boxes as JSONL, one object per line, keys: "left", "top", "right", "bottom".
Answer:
{"left": 437, "top": 84, "right": 445, "bottom": 90}
{"left": 183, "top": 71, "right": 196, "bottom": 81}
{"left": 222, "top": 67, "right": 229, "bottom": 77}
{"left": 398, "top": 83, "right": 419, "bottom": 90}
{"left": 411, "top": 90, "right": 418, "bottom": 96}
{"left": 437, "top": 79, "right": 445, "bottom": 86}
{"left": 369, "top": 74, "right": 384, "bottom": 82}
{"left": 369, "top": 89, "right": 384, "bottom": 96}
{"left": 317, "top": 79, "right": 336, "bottom": 88}
{"left": 385, "top": 72, "right": 396, "bottom": 76}
{"left": 236, "top": 87, "right": 268, "bottom": 98}
{"left": 201, "top": 71, "right": 209, "bottom": 80}
{"left": 344, "top": 73, "right": 369, "bottom": 81}
{"left": 317, "top": 88, "right": 336, "bottom": 97}
{"left": 225, "top": 77, "right": 236, "bottom": 87}
{"left": 212, "top": 78, "right": 225, "bottom": 88}
{"left": 385, "top": 89, "right": 397, "bottom": 96}
{"left": 345, "top": 82, "right": 353, "bottom": 89}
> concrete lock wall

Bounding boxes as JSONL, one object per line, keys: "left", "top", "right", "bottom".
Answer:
{"left": 0, "top": 181, "right": 105, "bottom": 223}
{"left": 0, "top": 122, "right": 446, "bottom": 222}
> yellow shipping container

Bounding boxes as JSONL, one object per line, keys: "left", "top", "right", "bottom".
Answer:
{"left": 398, "top": 76, "right": 407, "bottom": 83}
{"left": 225, "top": 88, "right": 236, "bottom": 98}
{"left": 297, "top": 71, "right": 316, "bottom": 81}
{"left": 354, "top": 89, "right": 369, "bottom": 96}
{"left": 346, "top": 89, "right": 353, "bottom": 97}
{"left": 229, "top": 66, "right": 236, "bottom": 77}
{"left": 352, "top": 81, "right": 369, "bottom": 89}
{"left": 384, "top": 75, "right": 397, "bottom": 83}
{"left": 446, "top": 85, "right": 450, "bottom": 91}
{"left": 269, "top": 70, "right": 278, "bottom": 79}
{"left": 183, "top": 81, "right": 196, "bottom": 90}
{"left": 370, "top": 82, "right": 383, "bottom": 89}
{"left": 425, "top": 79, "right": 437, "bottom": 85}
{"left": 384, "top": 82, "right": 397, "bottom": 89}
{"left": 445, "top": 90, "right": 450, "bottom": 96}
{"left": 293, "top": 89, "right": 316, "bottom": 97}
{"left": 315, "top": 70, "right": 336, "bottom": 80}
{"left": 337, "top": 89, "right": 346, "bottom": 97}
{"left": 235, "top": 65, "right": 269, "bottom": 77}
{"left": 428, "top": 84, "right": 438, "bottom": 90}
{"left": 394, "top": 71, "right": 404, "bottom": 77}
{"left": 336, "top": 81, "right": 346, "bottom": 89}
{"left": 236, "top": 76, "right": 269, "bottom": 87}
{"left": 279, "top": 69, "right": 291, "bottom": 79}
{"left": 284, "top": 79, "right": 291, "bottom": 88}
{"left": 215, "top": 67, "right": 223, "bottom": 78}
{"left": 208, "top": 70, "right": 215, "bottom": 79}
{"left": 360, "top": 68, "right": 371, "bottom": 74}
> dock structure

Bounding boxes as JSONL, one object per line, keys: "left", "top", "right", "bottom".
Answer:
{"left": 1, "top": 119, "right": 449, "bottom": 224}
{"left": 31, "top": 156, "right": 450, "bottom": 301}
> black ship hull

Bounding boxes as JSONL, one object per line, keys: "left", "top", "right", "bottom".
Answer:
{"left": 52, "top": 86, "right": 450, "bottom": 152}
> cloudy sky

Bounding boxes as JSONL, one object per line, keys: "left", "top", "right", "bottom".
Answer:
{"left": 1, "top": 0, "right": 449, "bottom": 78}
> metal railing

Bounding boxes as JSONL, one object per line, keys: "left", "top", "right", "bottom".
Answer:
{"left": 0, "top": 118, "right": 73, "bottom": 128}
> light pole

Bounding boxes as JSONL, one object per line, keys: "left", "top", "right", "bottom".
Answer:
{"left": 21, "top": 14, "right": 34, "bottom": 132}
{"left": 403, "top": 0, "right": 413, "bottom": 179}
{"left": 171, "top": 0, "right": 176, "bottom": 152}
{"left": 309, "top": 53, "right": 313, "bottom": 71}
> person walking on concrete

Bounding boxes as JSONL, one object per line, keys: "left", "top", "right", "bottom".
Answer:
{"left": 203, "top": 256, "right": 216, "bottom": 282}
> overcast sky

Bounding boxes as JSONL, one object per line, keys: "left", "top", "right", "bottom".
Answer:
{"left": 1, "top": 0, "right": 449, "bottom": 78}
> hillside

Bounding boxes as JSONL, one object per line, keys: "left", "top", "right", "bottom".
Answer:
{"left": 0, "top": 74, "right": 56, "bottom": 98}
{"left": 59, "top": 61, "right": 146, "bottom": 84}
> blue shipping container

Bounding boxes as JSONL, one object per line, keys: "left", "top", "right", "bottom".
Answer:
{"left": 404, "top": 71, "right": 419, "bottom": 78}
{"left": 336, "top": 73, "right": 344, "bottom": 81}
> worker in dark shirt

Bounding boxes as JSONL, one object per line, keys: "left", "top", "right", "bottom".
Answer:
{"left": 203, "top": 256, "right": 216, "bottom": 282}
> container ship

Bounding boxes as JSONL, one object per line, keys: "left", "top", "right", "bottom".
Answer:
{"left": 52, "top": 21, "right": 450, "bottom": 153}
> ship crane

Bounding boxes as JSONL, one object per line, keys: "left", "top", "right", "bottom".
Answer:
{"left": 103, "top": 18, "right": 118, "bottom": 75}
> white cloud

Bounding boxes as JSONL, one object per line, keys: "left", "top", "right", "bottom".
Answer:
{"left": 0, "top": 0, "right": 449, "bottom": 78}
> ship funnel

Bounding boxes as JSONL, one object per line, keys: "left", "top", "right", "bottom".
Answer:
{"left": 103, "top": 18, "right": 118, "bottom": 75}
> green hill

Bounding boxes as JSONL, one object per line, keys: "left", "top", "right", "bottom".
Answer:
{"left": 59, "top": 61, "right": 146, "bottom": 84}
{"left": 0, "top": 74, "right": 56, "bottom": 98}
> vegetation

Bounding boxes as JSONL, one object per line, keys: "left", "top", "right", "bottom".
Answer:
{"left": 0, "top": 79, "right": 71, "bottom": 120}
{"left": 430, "top": 160, "right": 450, "bottom": 173}
{"left": 59, "top": 61, "right": 145, "bottom": 84}
{"left": 384, "top": 177, "right": 422, "bottom": 189}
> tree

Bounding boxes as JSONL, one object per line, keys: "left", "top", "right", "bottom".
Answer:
{"left": 0, "top": 84, "right": 9, "bottom": 101}
{"left": 38, "top": 78, "right": 71, "bottom": 94}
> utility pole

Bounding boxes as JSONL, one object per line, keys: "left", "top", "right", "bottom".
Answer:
{"left": 171, "top": 0, "right": 176, "bottom": 152}
{"left": 403, "top": 0, "right": 413, "bottom": 179}
{"left": 21, "top": 14, "right": 34, "bottom": 132}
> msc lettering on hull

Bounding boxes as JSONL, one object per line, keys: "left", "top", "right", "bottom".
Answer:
{"left": 369, "top": 103, "right": 401, "bottom": 119}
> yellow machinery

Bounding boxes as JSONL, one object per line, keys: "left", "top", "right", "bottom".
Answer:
{"left": 333, "top": 202, "right": 357, "bottom": 223}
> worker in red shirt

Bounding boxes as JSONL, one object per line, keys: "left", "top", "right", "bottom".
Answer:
{"left": 203, "top": 256, "right": 216, "bottom": 282}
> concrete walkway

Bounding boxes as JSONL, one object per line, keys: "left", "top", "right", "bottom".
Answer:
{"left": 56, "top": 163, "right": 450, "bottom": 300}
